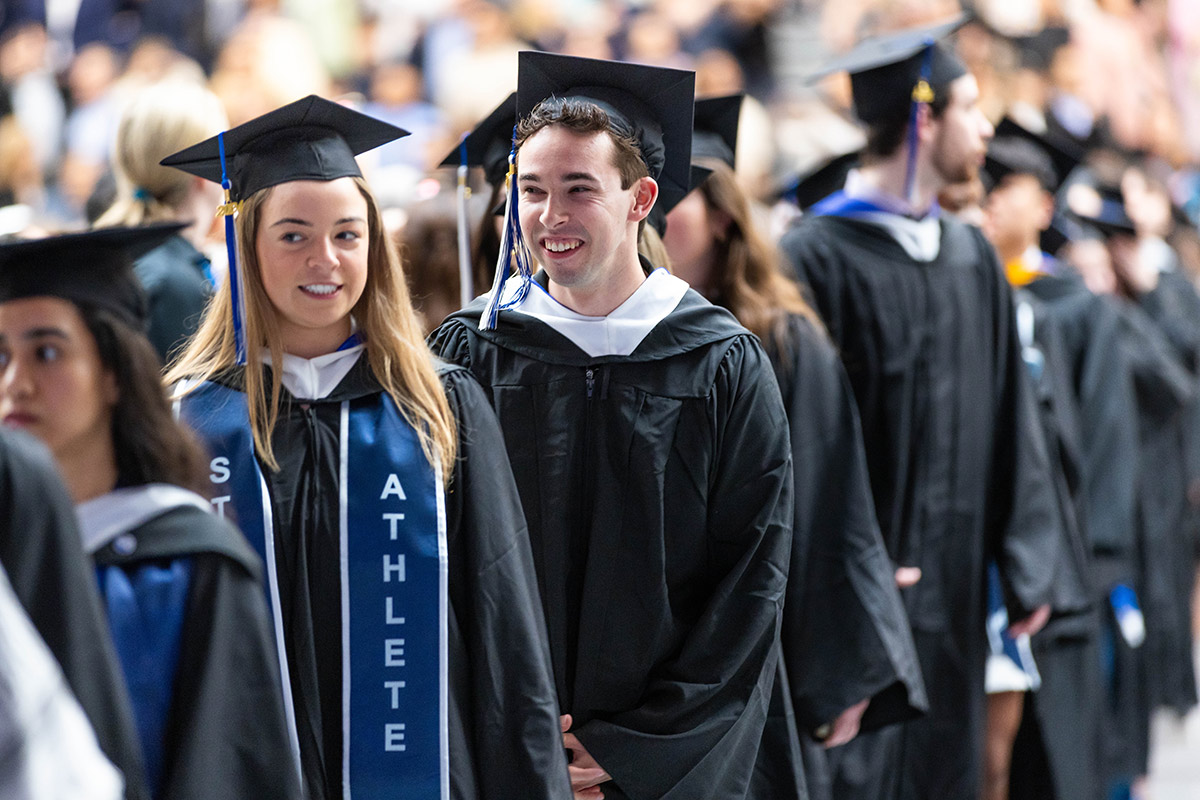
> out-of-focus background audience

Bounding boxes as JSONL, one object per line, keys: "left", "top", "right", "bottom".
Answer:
{"left": 1, "top": 0, "right": 1199, "bottom": 314}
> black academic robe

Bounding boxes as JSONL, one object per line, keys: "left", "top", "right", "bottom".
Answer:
{"left": 779, "top": 215, "right": 1059, "bottom": 800}
{"left": 757, "top": 314, "right": 927, "bottom": 800}
{"left": 91, "top": 504, "right": 300, "bottom": 800}
{"left": 0, "top": 429, "right": 149, "bottom": 800}
{"left": 429, "top": 289, "right": 794, "bottom": 800}
{"left": 1005, "top": 283, "right": 1103, "bottom": 800}
{"left": 1130, "top": 271, "right": 1200, "bottom": 716}
{"left": 201, "top": 359, "right": 570, "bottom": 800}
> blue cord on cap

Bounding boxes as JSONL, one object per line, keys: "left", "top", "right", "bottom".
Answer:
{"left": 216, "top": 131, "right": 246, "bottom": 364}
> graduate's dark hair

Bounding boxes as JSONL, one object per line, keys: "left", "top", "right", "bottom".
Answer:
{"left": 863, "top": 90, "right": 952, "bottom": 160}
{"left": 515, "top": 98, "right": 656, "bottom": 240}
{"left": 690, "top": 158, "right": 824, "bottom": 354}
{"left": 81, "top": 305, "right": 210, "bottom": 494}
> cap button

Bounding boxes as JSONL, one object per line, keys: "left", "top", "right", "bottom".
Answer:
{"left": 113, "top": 534, "right": 138, "bottom": 556}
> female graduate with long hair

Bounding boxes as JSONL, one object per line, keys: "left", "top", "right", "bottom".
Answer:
{"left": 162, "top": 95, "right": 569, "bottom": 800}
{"left": 0, "top": 225, "right": 298, "bottom": 800}
{"left": 661, "top": 97, "right": 927, "bottom": 800}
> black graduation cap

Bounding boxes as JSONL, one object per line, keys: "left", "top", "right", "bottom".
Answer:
{"left": 983, "top": 136, "right": 1058, "bottom": 193}
{"left": 1064, "top": 183, "right": 1136, "bottom": 238}
{"left": 160, "top": 95, "right": 409, "bottom": 201}
{"left": 691, "top": 94, "right": 741, "bottom": 169}
{"left": 779, "top": 150, "right": 861, "bottom": 211}
{"left": 438, "top": 92, "right": 517, "bottom": 189}
{"left": 515, "top": 51, "right": 695, "bottom": 218}
{"left": 811, "top": 15, "right": 968, "bottom": 125}
{"left": 1009, "top": 26, "right": 1070, "bottom": 72}
{"left": 994, "top": 117, "right": 1082, "bottom": 190}
{"left": 0, "top": 223, "right": 185, "bottom": 328}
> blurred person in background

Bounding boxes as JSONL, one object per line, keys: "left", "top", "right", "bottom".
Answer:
{"left": 93, "top": 80, "right": 228, "bottom": 363}
{"left": 0, "top": 227, "right": 300, "bottom": 800}
{"left": 664, "top": 97, "right": 926, "bottom": 800}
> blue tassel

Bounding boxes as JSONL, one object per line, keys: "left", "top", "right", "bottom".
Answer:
{"left": 480, "top": 126, "right": 534, "bottom": 331}
{"left": 217, "top": 132, "right": 246, "bottom": 364}
{"left": 903, "top": 42, "right": 936, "bottom": 209}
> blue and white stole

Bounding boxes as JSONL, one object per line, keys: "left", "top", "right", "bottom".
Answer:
{"left": 177, "top": 379, "right": 449, "bottom": 800}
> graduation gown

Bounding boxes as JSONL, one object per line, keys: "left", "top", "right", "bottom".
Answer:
{"left": 185, "top": 358, "right": 569, "bottom": 800}
{"left": 81, "top": 494, "right": 300, "bottom": 800}
{"left": 429, "top": 288, "right": 794, "bottom": 800}
{"left": 1130, "top": 271, "right": 1200, "bottom": 715}
{"left": 0, "top": 429, "right": 149, "bottom": 800}
{"left": 779, "top": 215, "right": 1059, "bottom": 800}
{"left": 1005, "top": 282, "right": 1104, "bottom": 800}
{"left": 758, "top": 314, "right": 927, "bottom": 800}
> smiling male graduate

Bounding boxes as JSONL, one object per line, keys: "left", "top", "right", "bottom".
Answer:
{"left": 429, "top": 52, "right": 794, "bottom": 800}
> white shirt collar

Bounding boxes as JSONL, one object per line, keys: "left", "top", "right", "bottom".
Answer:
{"left": 263, "top": 343, "right": 365, "bottom": 400}
{"left": 76, "top": 484, "right": 213, "bottom": 555}
{"left": 842, "top": 168, "right": 942, "bottom": 261}
{"left": 503, "top": 268, "right": 689, "bottom": 357}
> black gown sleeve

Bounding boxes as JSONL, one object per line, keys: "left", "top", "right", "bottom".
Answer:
{"left": 572, "top": 338, "right": 794, "bottom": 800}
{"left": 157, "top": 513, "right": 301, "bottom": 800}
{"left": 439, "top": 366, "right": 572, "bottom": 800}
{"left": 772, "top": 317, "right": 927, "bottom": 736}
{"left": 0, "top": 430, "right": 150, "bottom": 800}
{"left": 981, "top": 236, "right": 1060, "bottom": 622}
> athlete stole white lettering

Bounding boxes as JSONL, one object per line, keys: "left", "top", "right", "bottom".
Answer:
{"left": 381, "top": 473, "right": 409, "bottom": 753}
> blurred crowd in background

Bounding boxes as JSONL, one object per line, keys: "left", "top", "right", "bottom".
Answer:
{"left": 0, "top": 0, "right": 1199, "bottom": 310}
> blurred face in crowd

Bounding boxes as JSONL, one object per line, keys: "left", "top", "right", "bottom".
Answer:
{"left": 664, "top": 186, "right": 726, "bottom": 294}
{"left": 255, "top": 177, "right": 369, "bottom": 358}
{"left": 517, "top": 126, "right": 655, "bottom": 302}
{"left": 1067, "top": 238, "right": 1118, "bottom": 295}
{"left": 930, "top": 74, "right": 993, "bottom": 185}
{"left": 984, "top": 174, "right": 1053, "bottom": 256}
{"left": 0, "top": 296, "right": 117, "bottom": 461}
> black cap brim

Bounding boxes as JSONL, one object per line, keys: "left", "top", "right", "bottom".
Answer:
{"left": 438, "top": 92, "right": 517, "bottom": 188}
{"left": 161, "top": 95, "right": 409, "bottom": 201}
{"left": 0, "top": 222, "right": 186, "bottom": 327}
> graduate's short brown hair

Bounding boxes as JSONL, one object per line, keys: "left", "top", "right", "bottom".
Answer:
{"left": 863, "top": 90, "right": 952, "bottom": 160}
{"left": 514, "top": 98, "right": 650, "bottom": 190}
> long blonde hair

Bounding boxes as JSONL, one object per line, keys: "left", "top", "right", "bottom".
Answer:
{"left": 95, "top": 81, "right": 227, "bottom": 227}
{"left": 166, "top": 177, "right": 457, "bottom": 479}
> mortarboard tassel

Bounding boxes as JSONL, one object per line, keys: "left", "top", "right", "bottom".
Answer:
{"left": 480, "top": 128, "right": 533, "bottom": 331}
{"left": 455, "top": 137, "right": 474, "bottom": 309}
{"left": 215, "top": 131, "right": 246, "bottom": 364}
{"left": 904, "top": 42, "right": 936, "bottom": 209}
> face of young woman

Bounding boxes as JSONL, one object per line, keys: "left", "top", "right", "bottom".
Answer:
{"left": 0, "top": 296, "right": 117, "bottom": 462}
{"left": 255, "top": 177, "right": 370, "bottom": 358}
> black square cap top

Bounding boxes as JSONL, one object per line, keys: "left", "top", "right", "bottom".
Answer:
{"left": 161, "top": 95, "right": 409, "bottom": 201}
{"left": 0, "top": 222, "right": 185, "bottom": 328}
{"left": 984, "top": 136, "right": 1059, "bottom": 193}
{"left": 515, "top": 51, "right": 695, "bottom": 218}
{"left": 994, "top": 117, "right": 1082, "bottom": 189}
{"left": 438, "top": 92, "right": 517, "bottom": 189}
{"left": 777, "top": 149, "right": 861, "bottom": 211}
{"left": 692, "top": 94, "right": 742, "bottom": 169}
{"left": 812, "top": 15, "right": 968, "bottom": 126}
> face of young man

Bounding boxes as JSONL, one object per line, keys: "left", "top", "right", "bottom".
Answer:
{"left": 517, "top": 126, "right": 655, "bottom": 310}
{"left": 930, "top": 74, "right": 993, "bottom": 186}
{"left": 984, "top": 174, "right": 1053, "bottom": 256}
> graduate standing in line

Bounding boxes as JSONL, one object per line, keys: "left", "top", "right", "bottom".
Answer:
{"left": 662, "top": 95, "right": 926, "bottom": 800}
{"left": 0, "top": 225, "right": 299, "bottom": 800}
{"left": 0, "top": 427, "right": 146, "bottom": 799}
{"left": 778, "top": 18, "right": 1061, "bottom": 800}
{"left": 163, "top": 95, "right": 570, "bottom": 800}
{"left": 979, "top": 131, "right": 1103, "bottom": 800}
{"left": 430, "top": 52, "right": 794, "bottom": 800}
